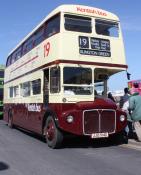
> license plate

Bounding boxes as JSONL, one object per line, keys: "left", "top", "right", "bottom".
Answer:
{"left": 91, "top": 132, "right": 109, "bottom": 139}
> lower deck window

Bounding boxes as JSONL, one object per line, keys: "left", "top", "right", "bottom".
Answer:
{"left": 32, "top": 79, "right": 41, "bottom": 95}
{"left": 50, "top": 67, "right": 60, "bottom": 93}
{"left": 9, "top": 87, "right": 13, "bottom": 98}
{"left": 14, "top": 86, "right": 19, "bottom": 97}
{"left": 21, "top": 82, "right": 31, "bottom": 97}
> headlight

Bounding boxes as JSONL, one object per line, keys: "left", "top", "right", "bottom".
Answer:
{"left": 66, "top": 115, "right": 74, "bottom": 123}
{"left": 62, "top": 98, "right": 67, "bottom": 103}
{"left": 120, "top": 115, "right": 125, "bottom": 122}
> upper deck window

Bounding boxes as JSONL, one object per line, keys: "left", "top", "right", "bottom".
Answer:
{"left": 6, "top": 14, "right": 60, "bottom": 67}
{"left": 95, "top": 19, "right": 119, "bottom": 37}
{"left": 45, "top": 14, "right": 60, "bottom": 38}
{"left": 64, "top": 14, "right": 92, "bottom": 33}
{"left": 23, "top": 36, "right": 34, "bottom": 55}
{"left": 34, "top": 27, "right": 44, "bottom": 46}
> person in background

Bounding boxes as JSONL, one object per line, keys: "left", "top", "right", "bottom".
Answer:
{"left": 119, "top": 87, "right": 130, "bottom": 108}
{"left": 129, "top": 91, "right": 141, "bottom": 142}
{"left": 122, "top": 99, "right": 133, "bottom": 138}
{"left": 108, "top": 92, "right": 115, "bottom": 102}
{"left": 120, "top": 87, "right": 133, "bottom": 137}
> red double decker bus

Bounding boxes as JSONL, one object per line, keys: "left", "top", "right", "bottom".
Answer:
{"left": 4, "top": 5, "right": 128, "bottom": 148}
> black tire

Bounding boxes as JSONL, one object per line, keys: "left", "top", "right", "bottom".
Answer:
{"left": 8, "top": 110, "right": 14, "bottom": 129}
{"left": 111, "top": 131, "right": 128, "bottom": 145}
{"left": 44, "top": 116, "right": 63, "bottom": 149}
{"left": 117, "top": 131, "right": 128, "bottom": 144}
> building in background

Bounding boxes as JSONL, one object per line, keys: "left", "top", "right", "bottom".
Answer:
{"left": 128, "top": 79, "right": 141, "bottom": 95}
{"left": 0, "top": 64, "right": 5, "bottom": 119}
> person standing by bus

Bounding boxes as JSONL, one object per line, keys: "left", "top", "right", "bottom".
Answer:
{"left": 119, "top": 87, "right": 130, "bottom": 108}
{"left": 129, "top": 92, "right": 141, "bottom": 142}
{"left": 119, "top": 87, "right": 133, "bottom": 137}
{"left": 108, "top": 92, "right": 115, "bottom": 102}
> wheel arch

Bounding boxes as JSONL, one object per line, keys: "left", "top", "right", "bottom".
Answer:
{"left": 42, "top": 108, "right": 59, "bottom": 135}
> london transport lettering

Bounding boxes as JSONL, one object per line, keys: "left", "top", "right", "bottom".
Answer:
{"left": 26, "top": 104, "right": 41, "bottom": 112}
{"left": 76, "top": 6, "right": 107, "bottom": 16}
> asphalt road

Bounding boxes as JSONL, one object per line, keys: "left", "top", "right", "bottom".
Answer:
{"left": 0, "top": 120, "right": 141, "bottom": 175}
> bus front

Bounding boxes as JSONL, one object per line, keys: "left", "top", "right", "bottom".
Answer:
{"left": 52, "top": 5, "right": 128, "bottom": 142}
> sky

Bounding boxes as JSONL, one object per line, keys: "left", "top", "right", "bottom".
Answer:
{"left": 0, "top": 0, "right": 141, "bottom": 91}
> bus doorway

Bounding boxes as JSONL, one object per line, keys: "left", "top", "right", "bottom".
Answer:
{"left": 44, "top": 69, "right": 49, "bottom": 106}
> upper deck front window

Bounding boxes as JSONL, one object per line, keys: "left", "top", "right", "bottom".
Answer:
{"left": 45, "top": 14, "right": 60, "bottom": 38}
{"left": 64, "top": 14, "right": 92, "bottom": 33}
{"left": 95, "top": 19, "right": 119, "bottom": 37}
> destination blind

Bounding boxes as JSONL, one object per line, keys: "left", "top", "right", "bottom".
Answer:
{"left": 79, "top": 36, "right": 111, "bottom": 57}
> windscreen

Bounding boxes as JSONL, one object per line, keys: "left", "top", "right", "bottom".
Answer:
{"left": 64, "top": 14, "right": 92, "bottom": 33}
{"left": 63, "top": 67, "right": 93, "bottom": 95}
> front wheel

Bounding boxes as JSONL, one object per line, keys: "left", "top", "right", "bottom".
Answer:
{"left": 116, "top": 131, "right": 128, "bottom": 144}
{"left": 109, "top": 131, "right": 128, "bottom": 145}
{"left": 44, "top": 116, "right": 63, "bottom": 149}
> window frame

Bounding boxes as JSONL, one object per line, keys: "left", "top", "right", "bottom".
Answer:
{"left": 20, "top": 81, "right": 31, "bottom": 97}
{"left": 50, "top": 66, "right": 60, "bottom": 93}
{"left": 6, "top": 13, "right": 60, "bottom": 67}
{"left": 45, "top": 13, "right": 60, "bottom": 38}
{"left": 95, "top": 19, "right": 119, "bottom": 37}
{"left": 13, "top": 85, "right": 19, "bottom": 97}
{"left": 64, "top": 14, "right": 92, "bottom": 33}
{"left": 63, "top": 67, "right": 92, "bottom": 85}
{"left": 9, "top": 87, "right": 14, "bottom": 98}
{"left": 31, "top": 79, "right": 41, "bottom": 95}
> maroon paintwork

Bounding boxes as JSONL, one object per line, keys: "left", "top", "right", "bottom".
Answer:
{"left": 4, "top": 97, "right": 127, "bottom": 137}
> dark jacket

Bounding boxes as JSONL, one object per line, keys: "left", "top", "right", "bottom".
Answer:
{"left": 119, "top": 94, "right": 130, "bottom": 108}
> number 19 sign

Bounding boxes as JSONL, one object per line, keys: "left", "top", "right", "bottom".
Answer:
{"left": 44, "top": 42, "right": 50, "bottom": 57}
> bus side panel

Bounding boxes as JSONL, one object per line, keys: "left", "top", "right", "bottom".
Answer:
{"left": 4, "top": 103, "right": 44, "bottom": 134}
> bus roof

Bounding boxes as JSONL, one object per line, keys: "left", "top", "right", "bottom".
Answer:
{"left": 8, "top": 4, "right": 119, "bottom": 56}
{"left": 50, "top": 4, "right": 119, "bottom": 20}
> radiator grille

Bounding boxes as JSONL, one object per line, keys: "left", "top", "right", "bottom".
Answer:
{"left": 83, "top": 109, "right": 116, "bottom": 135}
